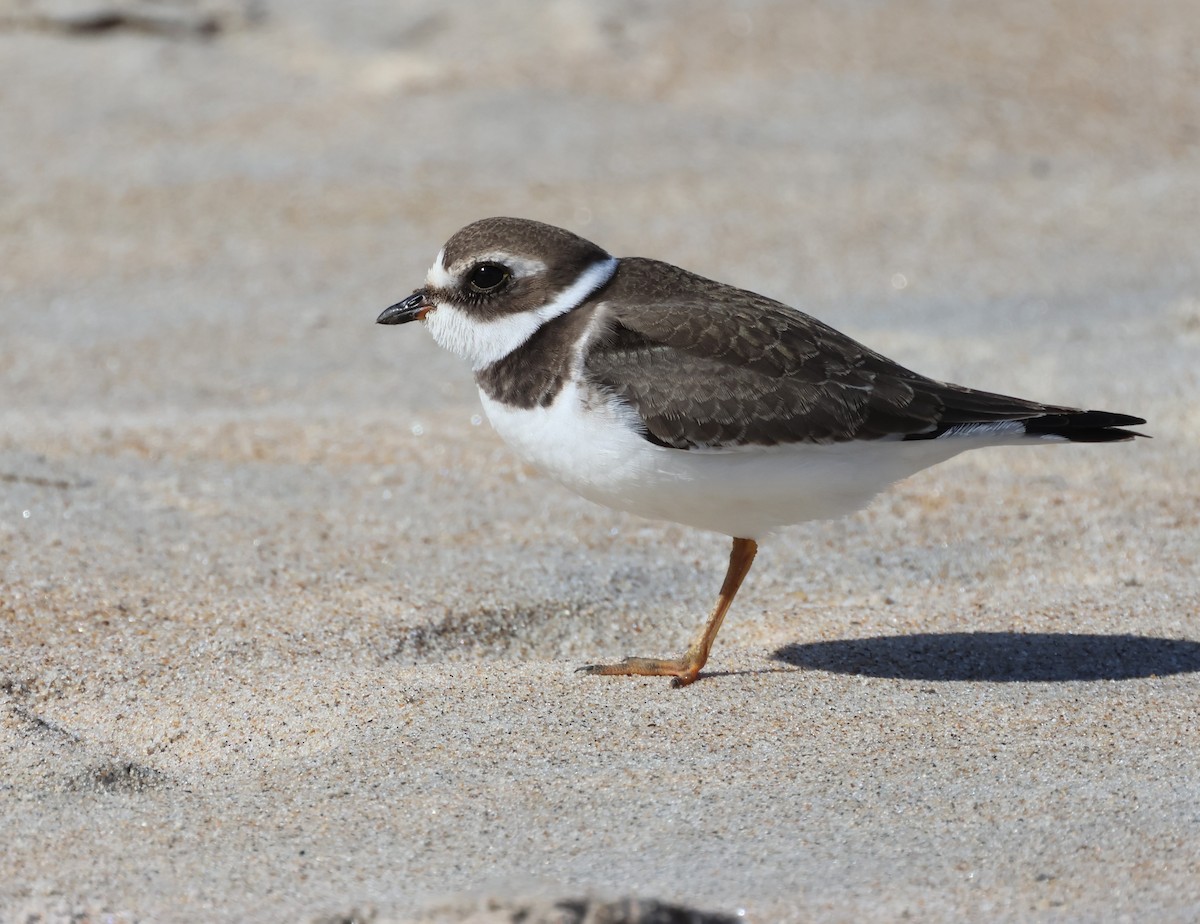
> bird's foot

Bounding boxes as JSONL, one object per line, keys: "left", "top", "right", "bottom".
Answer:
{"left": 576, "top": 654, "right": 704, "bottom": 687}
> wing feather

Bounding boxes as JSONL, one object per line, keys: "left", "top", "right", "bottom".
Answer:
{"left": 582, "top": 258, "right": 1142, "bottom": 449}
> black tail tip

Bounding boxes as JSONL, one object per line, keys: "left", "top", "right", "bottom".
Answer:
{"left": 1026, "top": 410, "right": 1148, "bottom": 442}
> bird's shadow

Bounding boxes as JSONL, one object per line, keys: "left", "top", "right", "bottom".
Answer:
{"left": 772, "top": 632, "right": 1200, "bottom": 682}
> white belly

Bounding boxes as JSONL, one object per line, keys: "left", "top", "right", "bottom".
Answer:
{"left": 480, "top": 382, "right": 978, "bottom": 540}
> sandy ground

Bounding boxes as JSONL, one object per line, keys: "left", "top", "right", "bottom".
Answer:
{"left": 2, "top": 1, "right": 1199, "bottom": 921}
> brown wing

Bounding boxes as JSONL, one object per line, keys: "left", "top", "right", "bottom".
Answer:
{"left": 583, "top": 258, "right": 1143, "bottom": 449}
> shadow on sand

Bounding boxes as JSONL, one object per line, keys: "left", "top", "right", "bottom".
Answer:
{"left": 773, "top": 632, "right": 1200, "bottom": 682}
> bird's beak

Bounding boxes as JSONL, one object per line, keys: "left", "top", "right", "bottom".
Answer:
{"left": 377, "top": 290, "right": 433, "bottom": 325}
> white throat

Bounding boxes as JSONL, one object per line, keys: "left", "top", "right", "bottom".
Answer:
{"left": 424, "top": 256, "right": 618, "bottom": 371}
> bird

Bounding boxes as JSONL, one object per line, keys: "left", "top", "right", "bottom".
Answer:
{"left": 377, "top": 217, "right": 1145, "bottom": 686}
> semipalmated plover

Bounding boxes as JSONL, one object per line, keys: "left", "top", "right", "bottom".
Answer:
{"left": 378, "top": 218, "right": 1145, "bottom": 686}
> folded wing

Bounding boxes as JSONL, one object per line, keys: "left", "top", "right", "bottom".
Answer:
{"left": 583, "top": 259, "right": 1145, "bottom": 450}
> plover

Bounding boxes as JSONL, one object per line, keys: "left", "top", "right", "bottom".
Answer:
{"left": 378, "top": 217, "right": 1145, "bottom": 686}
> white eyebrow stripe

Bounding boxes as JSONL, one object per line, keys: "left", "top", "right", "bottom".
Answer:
{"left": 472, "top": 253, "right": 547, "bottom": 278}
{"left": 427, "top": 251, "right": 551, "bottom": 291}
{"left": 425, "top": 249, "right": 452, "bottom": 289}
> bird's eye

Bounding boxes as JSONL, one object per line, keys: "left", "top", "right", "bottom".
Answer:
{"left": 467, "top": 263, "right": 509, "bottom": 294}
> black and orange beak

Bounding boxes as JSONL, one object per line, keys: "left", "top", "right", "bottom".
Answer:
{"left": 377, "top": 290, "right": 433, "bottom": 325}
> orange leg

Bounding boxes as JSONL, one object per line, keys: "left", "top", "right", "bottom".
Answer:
{"left": 578, "top": 537, "right": 758, "bottom": 687}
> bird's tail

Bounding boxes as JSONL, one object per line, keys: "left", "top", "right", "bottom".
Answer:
{"left": 900, "top": 384, "right": 1148, "bottom": 443}
{"left": 1020, "top": 410, "right": 1147, "bottom": 443}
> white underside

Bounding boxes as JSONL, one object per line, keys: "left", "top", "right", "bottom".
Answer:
{"left": 480, "top": 381, "right": 1033, "bottom": 540}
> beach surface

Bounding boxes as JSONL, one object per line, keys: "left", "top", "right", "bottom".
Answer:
{"left": 2, "top": 1, "right": 1199, "bottom": 920}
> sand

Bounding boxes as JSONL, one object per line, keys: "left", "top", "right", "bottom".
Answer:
{"left": 2, "top": 1, "right": 1199, "bottom": 920}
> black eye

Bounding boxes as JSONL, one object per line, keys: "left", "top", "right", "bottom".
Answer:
{"left": 467, "top": 263, "right": 509, "bottom": 294}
